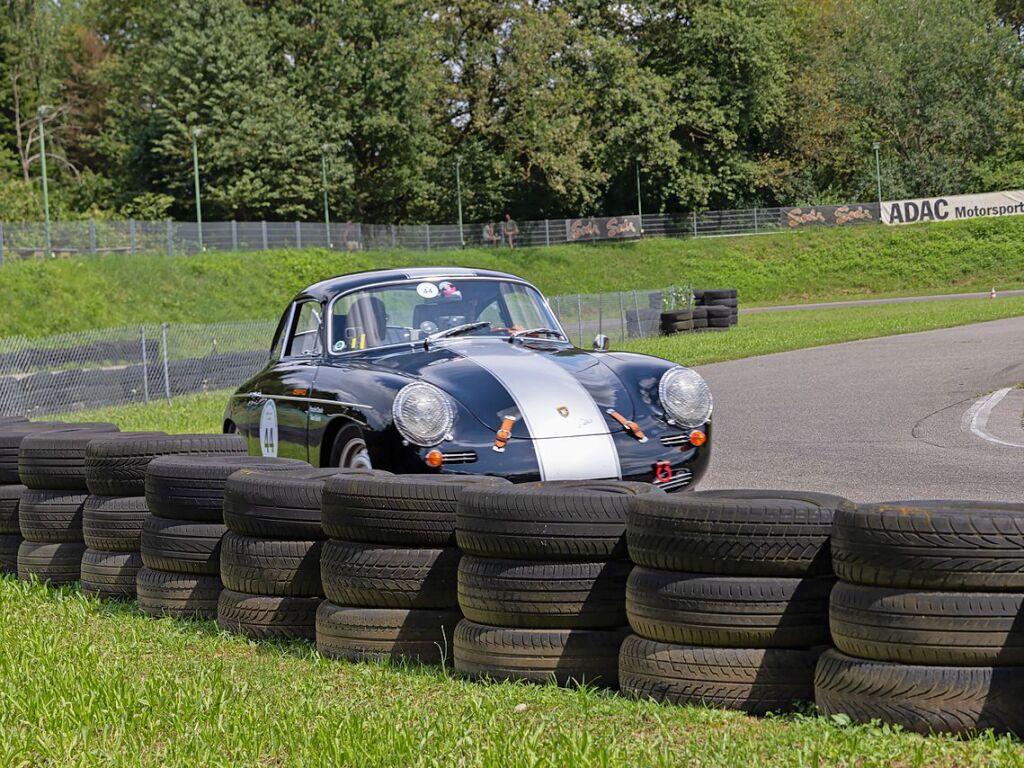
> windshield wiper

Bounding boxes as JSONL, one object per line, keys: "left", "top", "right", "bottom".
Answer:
{"left": 425, "top": 321, "right": 491, "bottom": 348}
{"left": 510, "top": 327, "right": 567, "bottom": 342}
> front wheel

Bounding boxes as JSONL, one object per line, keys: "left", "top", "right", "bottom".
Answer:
{"left": 330, "top": 424, "right": 373, "bottom": 470}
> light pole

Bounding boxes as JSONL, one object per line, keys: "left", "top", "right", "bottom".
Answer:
{"left": 321, "top": 143, "right": 332, "bottom": 249}
{"left": 872, "top": 141, "right": 882, "bottom": 208}
{"left": 635, "top": 159, "right": 644, "bottom": 235}
{"left": 455, "top": 155, "right": 465, "bottom": 248}
{"left": 37, "top": 105, "right": 52, "bottom": 257}
{"left": 191, "top": 127, "right": 204, "bottom": 251}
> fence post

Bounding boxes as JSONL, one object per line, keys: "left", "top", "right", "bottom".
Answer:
{"left": 140, "top": 325, "right": 150, "bottom": 404}
{"left": 89, "top": 219, "right": 97, "bottom": 254}
{"left": 391, "top": 225, "right": 397, "bottom": 248}
{"left": 165, "top": 220, "right": 173, "bottom": 256}
{"left": 632, "top": 291, "right": 642, "bottom": 337}
{"left": 295, "top": 221, "right": 302, "bottom": 249}
{"left": 129, "top": 219, "right": 137, "bottom": 256}
{"left": 0, "top": 222, "right": 4, "bottom": 266}
{"left": 691, "top": 211, "right": 697, "bottom": 237}
{"left": 545, "top": 219, "right": 550, "bottom": 247}
{"left": 618, "top": 292, "right": 626, "bottom": 342}
{"left": 161, "top": 322, "right": 171, "bottom": 400}
{"left": 261, "top": 221, "right": 269, "bottom": 250}
{"left": 753, "top": 207, "right": 758, "bottom": 233}
{"left": 231, "top": 221, "right": 238, "bottom": 252}
{"left": 426, "top": 224, "right": 431, "bottom": 251}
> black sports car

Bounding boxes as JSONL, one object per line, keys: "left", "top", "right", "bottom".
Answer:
{"left": 224, "top": 267, "right": 712, "bottom": 490}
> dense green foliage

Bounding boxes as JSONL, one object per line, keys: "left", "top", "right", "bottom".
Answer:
{"left": 3, "top": 215, "right": 1024, "bottom": 338}
{"left": 1, "top": 1, "right": 1022, "bottom": 223}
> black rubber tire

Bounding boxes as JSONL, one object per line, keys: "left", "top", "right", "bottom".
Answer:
{"left": 458, "top": 480, "right": 662, "bottom": 561}
{"left": 222, "top": 467, "right": 361, "bottom": 538}
{"left": 146, "top": 455, "right": 309, "bottom": 524}
{"left": 0, "top": 484, "right": 23, "bottom": 533}
{"left": 707, "top": 297, "right": 738, "bottom": 308}
{"left": 458, "top": 557, "right": 630, "bottom": 629}
{"left": 815, "top": 648, "right": 1024, "bottom": 736}
{"left": 80, "top": 549, "right": 142, "bottom": 600}
{"left": 626, "top": 489, "right": 849, "bottom": 576}
{"left": 661, "top": 320, "right": 695, "bottom": 334}
{"left": 707, "top": 317, "right": 731, "bottom": 328}
{"left": 17, "top": 540, "right": 85, "bottom": 585}
{"left": 140, "top": 515, "right": 225, "bottom": 575}
{"left": 660, "top": 310, "right": 692, "bottom": 324}
{"left": 82, "top": 495, "right": 148, "bottom": 552}
{"left": 0, "top": 533, "right": 21, "bottom": 574}
{"left": 85, "top": 433, "right": 245, "bottom": 496}
{"left": 626, "top": 568, "right": 833, "bottom": 647}
{"left": 706, "top": 305, "right": 732, "bottom": 319}
{"left": 321, "top": 540, "right": 459, "bottom": 609}
{"left": 832, "top": 500, "right": 1024, "bottom": 590}
{"left": 18, "top": 428, "right": 122, "bottom": 491}
{"left": 690, "top": 306, "right": 708, "bottom": 319}
{"left": 217, "top": 589, "right": 320, "bottom": 641}
{"left": 703, "top": 289, "right": 737, "bottom": 301}
{"left": 220, "top": 532, "right": 322, "bottom": 597}
{"left": 692, "top": 318, "right": 709, "bottom": 330}
{"left": 454, "top": 619, "right": 627, "bottom": 688}
{"left": 136, "top": 567, "right": 223, "bottom": 619}
{"left": 619, "top": 635, "right": 820, "bottom": 714}
{"left": 829, "top": 581, "right": 1024, "bottom": 666}
{"left": 0, "top": 422, "right": 115, "bottom": 483}
{"left": 323, "top": 474, "right": 507, "bottom": 546}
{"left": 18, "top": 489, "right": 87, "bottom": 543}
{"left": 316, "top": 603, "right": 462, "bottom": 665}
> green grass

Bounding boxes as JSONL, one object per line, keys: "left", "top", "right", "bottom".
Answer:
{"left": 1, "top": 578, "right": 1020, "bottom": 767}
{"left": 61, "top": 296, "right": 1024, "bottom": 434}
{"left": 6, "top": 215, "right": 1024, "bottom": 338}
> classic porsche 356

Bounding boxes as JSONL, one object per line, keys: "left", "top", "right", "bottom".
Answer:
{"left": 224, "top": 267, "right": 712, "bottom": 490}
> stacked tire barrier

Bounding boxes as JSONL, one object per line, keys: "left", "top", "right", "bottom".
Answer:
{"left": 142, "top": 455, "right": 304, "bottom": 618}
{"left": 454, "top": 481, "right": 658, "bottom": 687}
{"left": 660, "top": 288, "right": 738, "bottom": 335}
{"left": 82, "top": 434, "right": 247, "bottom": 604}
{"left": 620, "top": 490, "right": 848, "bottom": 713}
{"left": 817, "top": 500, "right": 1024, "bottom": 736}
{"left": 218, "top": 467, "right": 337, "bottom": 639}
{"left": 15, "top": 424, "right": 121, "bottom": 586}
{"left": 317, "top": 474, "right": 503, "bottom": 664}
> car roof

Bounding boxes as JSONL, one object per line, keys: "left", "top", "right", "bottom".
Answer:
{"left": 295, "top": 267, "right": 529, "bottom": 302}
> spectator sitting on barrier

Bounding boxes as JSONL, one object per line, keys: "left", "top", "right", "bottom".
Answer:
{"left": 501, "top": 212, "right": 519, "bottom": 248}
{"left": 482, "top": 221, "right": 500, "bottom": 247}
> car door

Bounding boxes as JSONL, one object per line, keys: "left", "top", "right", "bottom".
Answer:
{"left": 245, "top": 298, "right": 323, "bottom": 462}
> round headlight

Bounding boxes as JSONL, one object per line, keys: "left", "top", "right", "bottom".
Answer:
{"left": 392, "top": 382, "right": 455, "bottom": 447}
{"left": 658, "top": 366, "right": 713, "bottom": 428}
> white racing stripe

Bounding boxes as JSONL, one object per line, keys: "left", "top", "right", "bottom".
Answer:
{"left": 467, "top": 343, "right": 622, "bottom": 480}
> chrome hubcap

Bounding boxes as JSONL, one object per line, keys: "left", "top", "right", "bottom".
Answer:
{"left": 338, "top": 438, "right": 372, "bottom": 470}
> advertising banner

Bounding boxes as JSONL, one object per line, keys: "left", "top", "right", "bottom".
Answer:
{"left": 881, "top": 190, "right": 1024, "bottom": 225}
{"left": 565, "top": 215, "right": 642, "bottom": 242}
{"left": 779, "top": 204, "right": 878, "bottom": 229}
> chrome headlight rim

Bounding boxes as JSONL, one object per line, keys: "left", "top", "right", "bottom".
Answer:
{"left": 658, "top": 366, "right": 713, "bottom": 429}
{"left": 392, "top": 382, "right": 456, "bottom": 447}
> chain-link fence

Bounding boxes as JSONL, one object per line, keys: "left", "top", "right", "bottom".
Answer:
{"left": 0, "top": 203, "right": 880, "bottom": 262}
{"left": 0, "top": 288, "right": 689, "bottom": 417}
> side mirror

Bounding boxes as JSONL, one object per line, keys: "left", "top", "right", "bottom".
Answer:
{"left": 592, "top": 334, "right": 610, "bottom": 352}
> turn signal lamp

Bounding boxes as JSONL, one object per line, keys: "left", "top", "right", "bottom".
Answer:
{"left": 688, "top": 430, "right": 707, "bottom": 447}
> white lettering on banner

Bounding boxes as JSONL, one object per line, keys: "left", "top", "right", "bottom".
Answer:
{"left": 882, "top": 190, "right": 1024, "bottom": 225}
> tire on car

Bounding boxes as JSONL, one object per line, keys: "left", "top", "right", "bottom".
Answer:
{"left": 619, "top": 634, "right": 821, "bottom": 714}
{"left": 316, "top": 603, "right": 462, "bottom": 665}
{"left": 458, "top": 480, "right": 662, "bottom": 561}
{"left": 626, "top": 489, "right": 849, "bottom": 576}
{"left": 322, "top": 474, "right": 506, "bottom": 546}
{"left": 458, "top": 556, "right": 631, "bottom": 629}
{"left": 626, "top": 568, "right": 833, "bottom": 647}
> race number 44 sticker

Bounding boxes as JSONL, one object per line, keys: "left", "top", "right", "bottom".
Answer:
{"left": 259, "top": 400, "right": 279, "bottom": 457}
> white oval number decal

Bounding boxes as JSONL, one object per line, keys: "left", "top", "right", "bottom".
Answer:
{"left": 416, "top": 282, "right": 439, "bottom": 299}
{"left": 259, "top": 400, "right": 278, "bottom": 457}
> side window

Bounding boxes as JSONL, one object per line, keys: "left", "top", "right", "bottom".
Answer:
{"left": 286, "top": 301, "right": 323, "bottom": 357}
{"left": 269, "top": 307, "right": 291, "bottom": 360}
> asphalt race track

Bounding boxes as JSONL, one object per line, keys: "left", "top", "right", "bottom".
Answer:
{"left": 697, "top": 315, "right": 1024, "bottom": 502}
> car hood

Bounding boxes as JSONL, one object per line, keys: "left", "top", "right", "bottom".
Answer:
{"left": 365, "top": 339, "right": 636, "bottom": 438}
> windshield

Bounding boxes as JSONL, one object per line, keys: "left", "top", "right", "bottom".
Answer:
{"left": 328, "top": 278, "right": 562, "bottom": 353}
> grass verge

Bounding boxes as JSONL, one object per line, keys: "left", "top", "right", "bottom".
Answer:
{"left": 1, "top": 577, "right": 1020, "bottom": 767}
{"left": 6, "top": 215, "right": 1024, "bottom": 338}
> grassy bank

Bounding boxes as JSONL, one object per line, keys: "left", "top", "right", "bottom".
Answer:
{"left": 5, "top": 216, "right": 1024, "bottom": 338}
{"left": 1, "top": 578, "right": 1019, "bottom": 767}
{"left": 63, "top": 296, "right": 1024, "bottom": 434}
